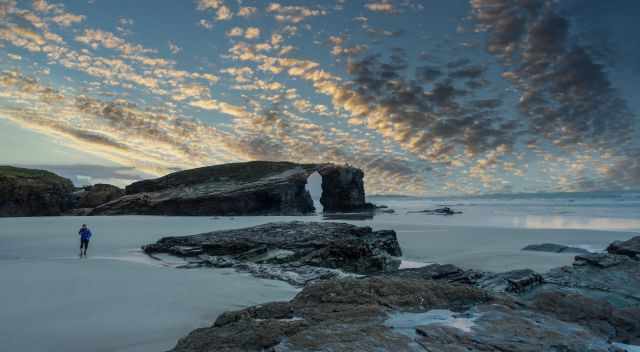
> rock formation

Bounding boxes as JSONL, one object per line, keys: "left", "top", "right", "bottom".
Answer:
{"left": 91, "top": 161, "right": 374, "bottom": 216}
{"left": 522, "top": 243, "right": 590, "bottom": 254}
{"left": 74, "top": 184, "right": 125, "bottom": 209}
{"left": 143, "top": 221, "right": 402, "bottom": 285}
{"left": 0, "top": 166, "right": 75, "bottom": 216}
{"left": 607, "top": 236, "right": 640, "bottom": 258}
{"left": 166, "top": 236, "right": 640, "bottom": 351}
{"left": 316, "top": 164, "right": 373, "bottom": 212}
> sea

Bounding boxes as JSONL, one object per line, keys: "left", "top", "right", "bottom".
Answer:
{"left": 1, "top": 191, "right": 639, "bottom": 351}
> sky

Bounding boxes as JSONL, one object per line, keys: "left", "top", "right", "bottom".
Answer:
{"left": 0, "top": 0, "right": 639, "bottom": 195}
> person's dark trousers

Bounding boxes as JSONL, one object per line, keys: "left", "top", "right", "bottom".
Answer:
{"left": 80, "top": 239, "right": 89, "bottom": 256}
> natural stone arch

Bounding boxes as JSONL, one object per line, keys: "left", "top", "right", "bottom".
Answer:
{"left": 89, "top": 161, "right": 373, "bottom": 216}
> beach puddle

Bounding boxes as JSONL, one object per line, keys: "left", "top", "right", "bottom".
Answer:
{"left": 385, "top": 309, "right": 478, "bottom": 339}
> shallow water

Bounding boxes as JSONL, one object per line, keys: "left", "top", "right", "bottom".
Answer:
{"left": 1, "top": 193, "right": 639, "bottom": 351}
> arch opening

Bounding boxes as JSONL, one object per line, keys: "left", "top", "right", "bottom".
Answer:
{"left": 305, "top": 171, "right": 323, "bottom": 213}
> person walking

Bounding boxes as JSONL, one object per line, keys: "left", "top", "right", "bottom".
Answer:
{"left": 78, "top": 224, "right": 92, "bottom": 257}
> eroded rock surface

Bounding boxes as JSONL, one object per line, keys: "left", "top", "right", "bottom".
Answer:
{"left": 0, "top": 166, "right": 75, "bottom": 216}
{"left": 168, "top": 276, "right": 628, "bottom": 352}
{"left": 143, "top": 221, "right": 402, "bottom": 285}
{"left": 90, "top": 161, "right": 374, "bottom": 216}
{"left": 607, "top": 236, "right": 640, "bottom": 258}
{"left": 170, "top": 277, "right": 494, "bottom": 352}
{"left": 162, "top": 234, "right": 640, "bottom": 351}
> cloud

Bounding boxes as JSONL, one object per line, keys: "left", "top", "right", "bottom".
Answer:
{"left": 168, "top": 40, "right": 181, "bottom": 54}
{"left": 266, "top": 3, "right": 326, "bottom": 23}
{"left": 21, "top": 164, "right": 151, "bottom": 187}
{"left": 75, "top": 29, "right": 154, "bottom": 55}
{"left": 365, "top": 2, "right": 394, "bottom": 13}
{"left": 215, "top": 5, "right": 232, "bottom": 21}
{"left": 244, "top": 27, "right": 260, "bottom": 39}
{"left": 51, "top": 12, "right": 84, "bottom": 26}
{"left": 226, "top": 27, "right": 243, "bottom": 37}
{"left": 237, "top": 6, "right": 257, "bottom": 17}
{"left": 471, "top": 0, "right": 634, "bottom": 151}
{"left": 196, "top": 0, "right": 223, "bottom": 11}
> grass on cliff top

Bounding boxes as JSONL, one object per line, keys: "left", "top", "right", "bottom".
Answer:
{"left": 0, "top": 165, "right": 69, "bottom": 182}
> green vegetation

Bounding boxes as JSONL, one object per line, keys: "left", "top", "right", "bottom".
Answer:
{"left": 0, "top": 166, "right": 61, "bottom": 178}
{"left": 0, "top": 166, "right": 73, "bottom": 187}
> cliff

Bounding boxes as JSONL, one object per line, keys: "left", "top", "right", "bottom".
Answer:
{"left": 0, "top": 161, "right": 374, "bottom": 217}
{"left": 0, "top": 166, "right": 75, "bottom": 216}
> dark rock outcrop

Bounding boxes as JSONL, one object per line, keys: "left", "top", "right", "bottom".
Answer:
{"left": 142, "top": 221, "right": 402, "bottom": 285}
{"left": 0, "top": 166, "right": 75, "bottom": 216}
{"left": 317, "top": 164, "right": 374, "bottom": 213}
{"left": 408, "top": 207, "right": 462, "bottom": 215}
{"left": 168, "top": 276, "right": 626, "bottom": 352}
{"left": 522, "top": 243, "right": 590, "bottom": 254}
{"left": 74, "top": 183, "right": 124, "bottom": 209}
{"left": 607, "top": 236, "right": 640, "bottom": 258}
{"left": 166, "top": 237, "right": 640, "bottom": 351}
{"left": 170, "top": 277, "right": 494, "bottom": 352}
{"left": 90, "top": 161, "right": 373, "bottom": 216}
{"left": 541, "top": 252, "right": 640, "bottom": 308}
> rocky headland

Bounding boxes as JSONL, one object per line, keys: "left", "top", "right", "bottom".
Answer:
{"left": 92, "top": 161, "right": 374, "bottom": 216}
{"left": 153, "top": 224, "right": 640, "bottom": 352}
{"left": 0, "top": 161, "right": 376, "bottom": 217}
{"left": 0, "top": 166, "right": 75, "bottom": 216}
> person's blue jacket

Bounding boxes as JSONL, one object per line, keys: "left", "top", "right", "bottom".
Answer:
{"left": 79, "top": 228, "right": 92, "bottom": 241}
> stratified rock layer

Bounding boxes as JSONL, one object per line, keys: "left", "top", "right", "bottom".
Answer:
{"left": 607, "top": 236, "right": 640, "bottom": 258}
{"left": 0, "top": 166, "right": 75, "bottom": 216}
{"left": 167, "top": 237, "right": 640, "bottom": 351}
{"left": 91, "top": 161, "right": 373, "bottom": 216}
{"left": 143, "top": 221, "right": 402, "bottom": 285}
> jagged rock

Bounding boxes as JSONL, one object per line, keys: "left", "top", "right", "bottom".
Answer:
{"left": 414, "top": 304, "right": 622, "bottom": 352}
{"left": 166, "top": 237, "right": 640, "bottom": 352}
{"left": 383, "top": 264, "right": 483, "bottom": 285}
{"left": 73, "top": 183, "right": 124, "bottom": 208}
{"left": 477, "top": 269, "right": 544, "bottom": 294}
{"left": 169, "top": 276, "right": 624, "bottom": 352}
{"left": 607, "top": 236, "right": 640, "bottom": 258}
{"left": 541, "top": 253, "right": 640, "bottom": 308}
{"left": 0, "top": 166, "right": 75, "bottom": 217}
{"left": 522, "top": 243, "right": 590, "bottom": 254}
{"left": 525, "top": 290, "right": 640, "bottom": 345}
{"left": 169, "top": 278, "right": 494, "bottom": 352}
{"left": 90, "top": 161, "right": 373, "bottom": 216}
{"left": 143, "top": 222, "right": 402, "bottom": 285}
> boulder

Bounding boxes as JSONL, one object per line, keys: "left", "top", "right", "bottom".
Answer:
{"left": 143, "top": 221, "right": 402, "bottom": 285}
{"left": 0, "top": 166, "right": 75, "bottom": 216}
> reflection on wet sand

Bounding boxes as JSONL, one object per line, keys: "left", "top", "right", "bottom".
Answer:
{"left": 515, "top": 215, "right": 640, "bottom": 232}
